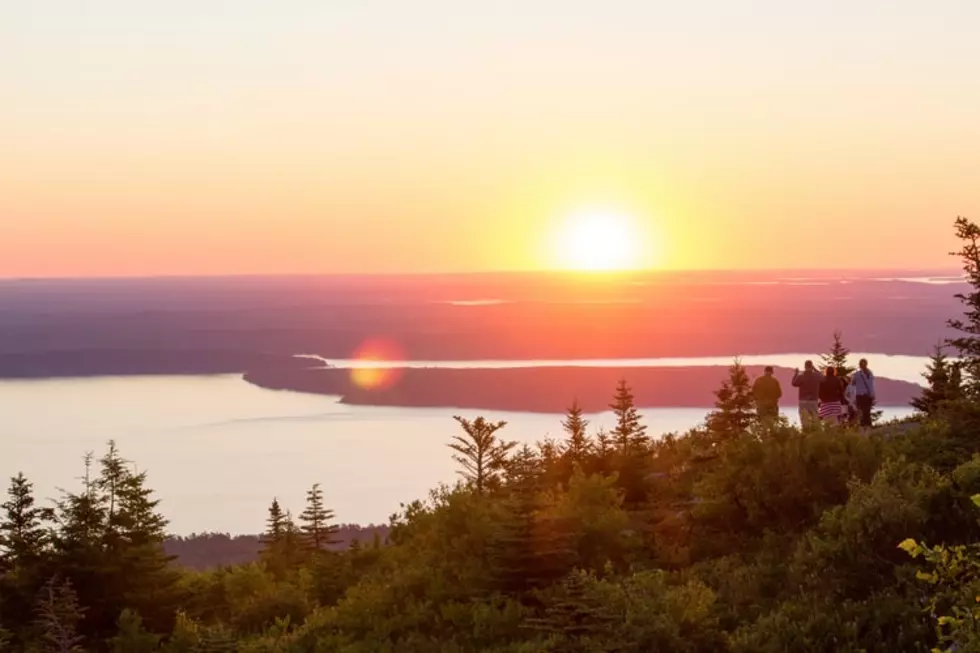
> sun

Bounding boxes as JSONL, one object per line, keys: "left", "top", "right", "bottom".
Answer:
{"left": 553, "top": 210, "right": 643, "bottom": 272}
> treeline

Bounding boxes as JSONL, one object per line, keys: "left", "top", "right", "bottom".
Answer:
{"left": 164, "top": 526, "right": 390, "bottom": 571}
{"left": 0, "top": 217, "right": 979, "bottom": 652}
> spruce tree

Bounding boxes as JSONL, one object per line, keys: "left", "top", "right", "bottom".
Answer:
{"left": 448, "top": 416, "right": 516, "bottom": 495}
{"left": 911, "top": 343, "right": 957, "bottom": 415}
{"left": 0, "top": 473, "right": 50, "bottom": 569}
{"left": 263, "top": 498, "right": 286, "bottom": 546}
{"left": 707, "top": 358, "right": 756, "bottom": 439}
{"left": 52, "top": 453, "right": 106, "bottom": 555}
{"left": 281, "top": 510, "right": 304, "bottom": 568}
{"left": 299, "top": 483, "right": 338, "bottom": 553}
{"left": 560, "top": 401, "right": 592, "bottom": 464}
{"left": 491, "top": 448, "right": 571, "bottom": 595}
{"left": 1, "top": 473, "right": 54, "bottom": 647}
{"left": 108, "top": 609, "right": 159, "bottom": 653}
{"left": 592, "top": 429, "right": 613, "bottom": 466}
{"left": 527, "top": 570, "right": 614, "bottom": 648}
{"left": 98, "top": 441, "right": 129, "bottom": 549}
{"left": 821, "top": 330, "right": 855, "bottom": 376}
{"left": 261, "top": 500, "right": 304, "bottom": 576}
{"left": 48, "top": 454, "right": 107, "bottom": 644}
{"left": 947, "top": 216, "right": 980, "bottom": 394}
{"left": 112, "top": 464, "right": 179, "bottom": 636}
{"left": 34, "top": 576, "right": 85, "bottom": 653}
{"left": 609, "top": 380, "right": 648, "bottom": 452}
{"left": 160, "top": 611, "right": 200, "bottom": 653}
{"left": 505, "top": 445, "right": 541, "bottom": 490}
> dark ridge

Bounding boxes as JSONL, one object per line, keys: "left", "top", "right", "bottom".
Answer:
{"left": 244, "top": 364, "right": 920, "bottom": 412}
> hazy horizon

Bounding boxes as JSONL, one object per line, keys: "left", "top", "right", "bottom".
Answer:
{"left": 0, "top": 266, "right": 965, "bottom": 282}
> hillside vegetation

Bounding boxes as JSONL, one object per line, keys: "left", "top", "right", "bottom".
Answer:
{"left": 2, "top": 218, "right": 980, "bottom": 652}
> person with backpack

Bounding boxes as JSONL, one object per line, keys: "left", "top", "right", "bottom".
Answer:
{"left": 851, "top": 358, "right": 876, "bottom": 429}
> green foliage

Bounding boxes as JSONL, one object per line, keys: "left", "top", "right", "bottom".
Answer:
{"left": 821, "top": 329, "right": 855, "bottom": 377}
{"left": 448, "top": 416, "right": 516, "bottom": 495}
{"left": 948, "top": 216, "right": 980, "bottom": 396}
{"left": 707, "top": 358, "right": 756, "bottom": 440}
{"left": 34, "top": 576, "right": 86, "bottom": 653}
{"left": 0, "top": 473, "right": 51, "bottom": 570}
{"left": 109, "top": 609, "right": 160, "bottom": 653}
{"left": 299, "top": 483, "right": 338, "bottom": 553}
{"left": 913, "top": 343, "right": 962, "bottom": 416}
{"left": 610, "top": 380, "right": 648, "bottom": 452}
{"left": 900, "top": 495, "right": 980, "bottom": 652}
{"left": 560, "top": 401, "right": 592, "bottom": 468}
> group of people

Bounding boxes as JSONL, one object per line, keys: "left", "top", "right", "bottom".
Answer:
{"left": 751, "top": 359, "right": 877, "bottom": 428}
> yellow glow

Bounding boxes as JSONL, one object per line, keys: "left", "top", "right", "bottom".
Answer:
{"left": 552, "top": 210, "right": 645, "bottom": 272}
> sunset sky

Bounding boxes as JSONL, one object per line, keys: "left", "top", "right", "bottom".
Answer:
{"left": 3, "top": 1, "right": 977, "bottom": 277}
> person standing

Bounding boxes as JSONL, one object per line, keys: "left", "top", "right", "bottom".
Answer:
{"left": 792, "top": 360, "right": 822, "bottom": 426}
{"left": 818, "top": 366, "right": 844, "bottom": 423}
{"left": 752, "top": 366, "right": 782, "bottom": 419}
{"left": 851, "top": 358, "right": 876, "bottom": 429}
{"left": 840, "top": 367, "right": 857, "bottom": 425}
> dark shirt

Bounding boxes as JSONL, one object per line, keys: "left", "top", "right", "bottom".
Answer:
{"left": 819, "top": 376, "right": 845, "bottom": 403}
{"left": 792, "top": 369, "right": 822, "bottom": 401}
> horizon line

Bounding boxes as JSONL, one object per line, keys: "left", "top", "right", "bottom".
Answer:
{"left": 0, "top": 267, "right": 963, "bottom": 283}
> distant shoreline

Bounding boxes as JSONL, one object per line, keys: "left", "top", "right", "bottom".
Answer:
{"left": 243, "top": 363, "right": 922, "bottom": 414}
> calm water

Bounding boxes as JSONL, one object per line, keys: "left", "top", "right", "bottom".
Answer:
{"left": 1, "top": 374, "right": 916, "bottom": 535}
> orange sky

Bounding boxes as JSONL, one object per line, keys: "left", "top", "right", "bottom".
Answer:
{"left": 2, "top": 2, "right": 976, "bottom": 277}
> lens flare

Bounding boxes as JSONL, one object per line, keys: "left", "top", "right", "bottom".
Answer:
{"left": 349, "top": 337, "right": 404, "bottom": 390}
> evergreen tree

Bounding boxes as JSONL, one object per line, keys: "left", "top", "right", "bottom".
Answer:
{"left": 47, "top": 454, "right": 107, "bottom": 643}
{"left": 448, "top": 416, "right": 516, "bottom": 495}
{"left": 34, "top": 576, "right": 85, "bottom": 653}
{"left": 911, "top": 343, "right": 958, "bottom": 415}
{"left": 592, "top": 429, "right": 613, "bottom": 461}
{"left": 280, "top": 511, "right": 304, "bottom": 568}
{"left": 263, "top": 498, "right": 286, "bottom": 546}
{"left": 491, "top": 449, "right": 571, "bottom": 595}
{"left": 707, "top": 358, "right": 756, "bottom": 439}
{"left": 52, "top": 453, "right": 106, "bottom": 556}
{"left": 260, "top": 501, "right": 304, "bottom": 577}
{"left": 560, "top": 401, "right": 592, "bottom": 464}
{"left": 947, "top": 216, "right": 980, "bottom": 394}
{"left": 160, "top": 612, "right": 200, "bottom": 653}
{"left": 0, "top": 473, "right": 50, "bottom": 569}
{"left": 609, "top": 380, "right": 648, "bottom": 452}
{"left": 821, "top": 330, "right": 855, "bottom": 376}
{"left": 98, "top": 441, "right": 129, "bottom": 549}
{"left": 1, "top": 473, "right": 53, "bottom": 647}
{"left": 299, "top": 483, "right": 338, "bottom": 553}
{"left": 950, "top": 361, "right": 965, "bottom": 402}
{"left": 527, "top": 570, "right": 614, "bottom": 649}
{"left": 505, "top": 445, "right": 541, "bottom": 491}
{"left": 112, "top": 464, "right": 179, "bottom": 636}
{"left": 108, "top": 609, "right": 159, "bottom": 653}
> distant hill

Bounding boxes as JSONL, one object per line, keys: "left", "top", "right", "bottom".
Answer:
{"left": 164, "top": 524, "right": 390, "bottom": 570}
